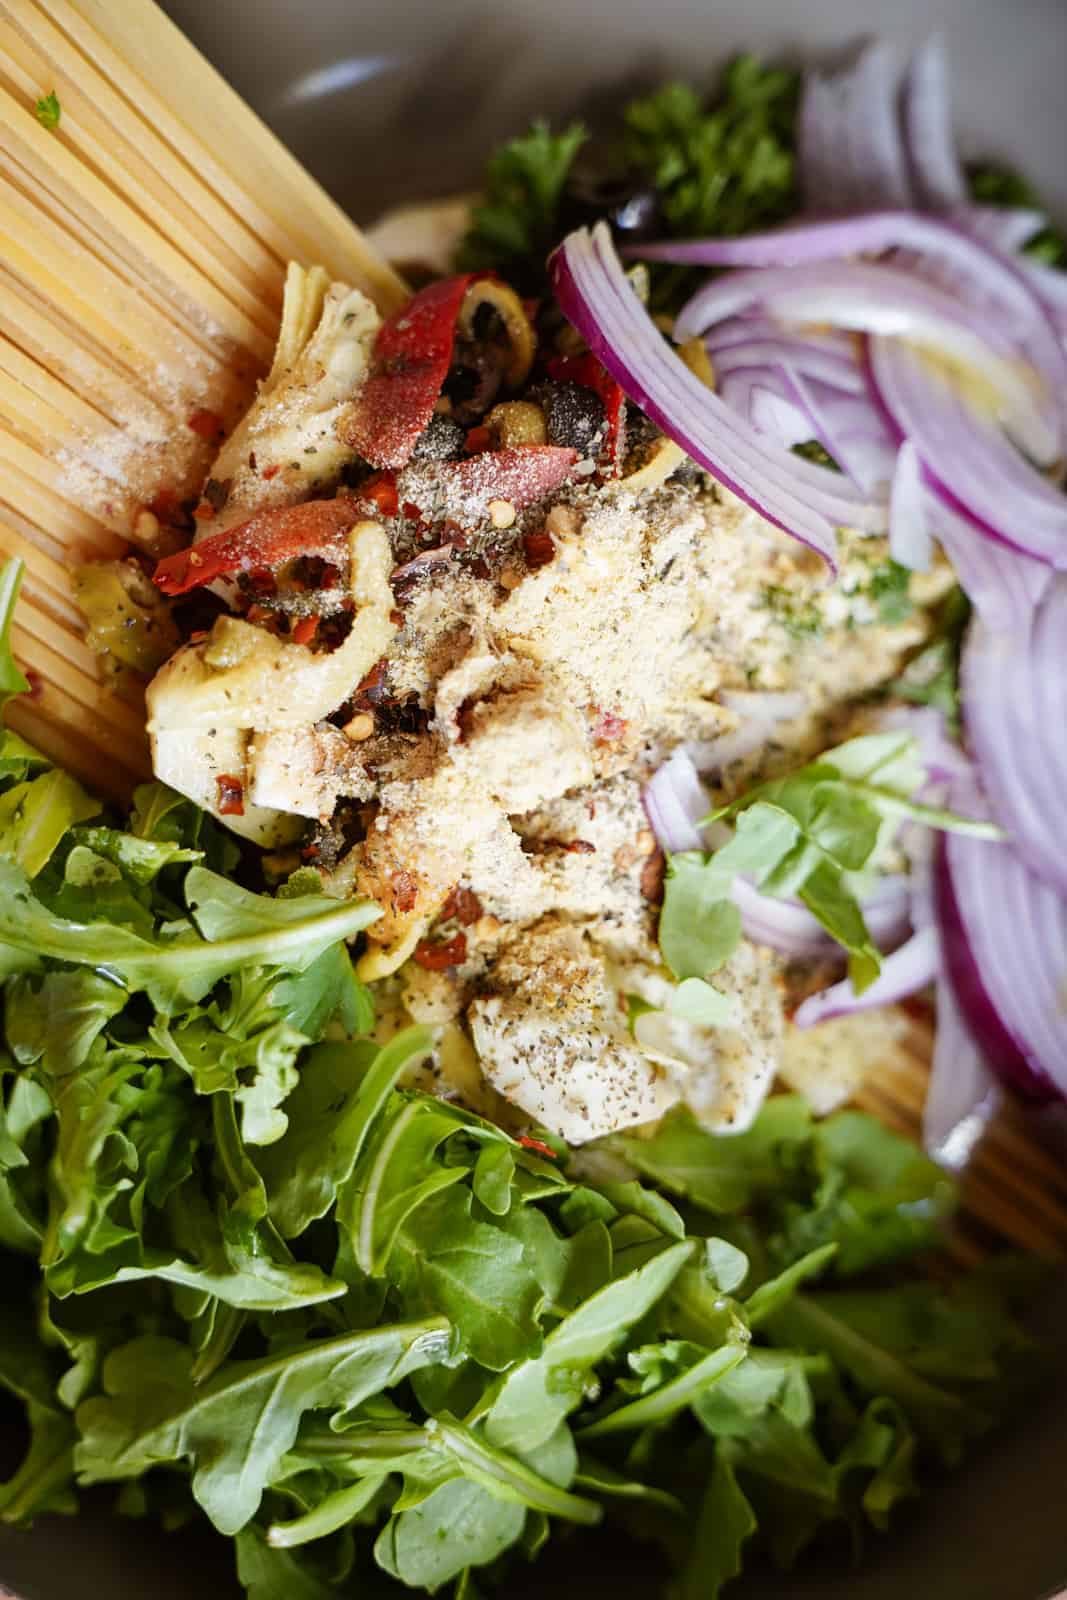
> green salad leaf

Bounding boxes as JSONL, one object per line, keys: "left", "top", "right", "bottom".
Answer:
{"left": 0, "top": 425, "right": 1042, "bottom": 1600}
{"left": 658, "top": 731, "right": 1000, "bottom": 999}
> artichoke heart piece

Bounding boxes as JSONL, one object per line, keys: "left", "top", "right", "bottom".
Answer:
{"left": 146, "top": 522, "right": 395, "bottom": 838}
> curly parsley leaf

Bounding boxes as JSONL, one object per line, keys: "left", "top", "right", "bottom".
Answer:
{"left": 456, "top": 120, "right": 587, "bottom": 285}
{"left": 624, "top": 56, "right": 800, "bottom": 309}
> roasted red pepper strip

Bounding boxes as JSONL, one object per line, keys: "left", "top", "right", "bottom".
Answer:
{"left": 152, "top": 499, "right": 361, "bottom": 596}
{"left": 545, "top": 353, "right": 626, "bottom": 476}
{"left": 436, "top": 445, "right": 578, "bottom": 518}
{"left": 341, "top": 274, "right": 485, "bottom": 470}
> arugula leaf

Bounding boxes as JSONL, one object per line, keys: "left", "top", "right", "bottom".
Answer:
{"left": 75, "top": 1319, "right": 451, "bottom": 1534}
{"left": 386, "top": 1185, "right": 542, "bottom": 1372}
{"left": 482, "top": 1241, "right": 694, "bottom": 1454}
{"left": 457, "top": 120, "right": 587, "bottom": 287}
{"left": 0, "top": 770, "right": 98, "bottom": 877}
{"left": 763, "top": 1292, "right": 988, "bottom": 1463}
{"left": 669, "top": 1450, "right": 757, "bottom": 1600}
{"left": 0, "top": 560, "right": 30, "bottom": 709}
{"left": 580, "top": 1336, "right": 747, "bottom": 1438}
{"left": 0, "top": 856, "right": 380, "bottom": 1008}
{"left": 606, "top": 1098, "right": 812, "bottom": 1214}
{"left": 235, "top": 1529, "right": 337, "bottom": 1600}
{"left": 661, "top": 731, "right": 997, "bottom": 996}
{"left": 375, "top": 1477, "right": 526, "bottom": 1591}
{"left": 776, "top": 1114, "right": 955, "bottom": 1276}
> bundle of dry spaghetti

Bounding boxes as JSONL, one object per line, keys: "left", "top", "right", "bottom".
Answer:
{"left": 0, "top": 0, "right": 1062, "bottom": 1262}
{"left": 0, "top": 0, "right": 405, "bottom": 790}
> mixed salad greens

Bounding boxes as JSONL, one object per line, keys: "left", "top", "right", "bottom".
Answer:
{"left": 0, "top": 542, "right": 1042, "bottom": 1599}
{"left": 2, "top": 42, "right": 1062, "bottom": 1600}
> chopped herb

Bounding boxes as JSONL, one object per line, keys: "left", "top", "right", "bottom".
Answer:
{"left": 890, "top": 586, "right": 971, "bottom": 729}
{"left": 33, "top": 91, "right": 61, "bottom": 131}
{"left": 762, "top": 583, "right": 823, "bottom": 640}
{"left": 792, "top": 439, "right": 838, "bottom": 470}
{"left": 867, "top": 559, "right": 914, "bottom": 625}
{"left": 623, "top": 57, "right": 799, "bottom": 309}
{"left": 456, "top": 120, "right": 588, "bottom": 289}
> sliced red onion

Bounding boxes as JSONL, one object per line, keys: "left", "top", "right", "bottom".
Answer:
{"left": 901, "top": 37, "right": 965, "bottom": 211}
{"left": 687, "top": 689, "right": 809, "bottom": 772}
{"left": 888, "top": 440, "right": 932, "bottom": 571}
{"left": 645, "top": 211, "right": 1051, "bottom": 325}
{"left": 551, "top": 226, "right": 888, "bottom": 563}
{"left": 798, "top": 42, "right": 913, "bottom": 215}
{"left": 792, "top": 924, "right": 939, "bottom": 1028}
{"left": 730, "top": 873, "right": 911, "bottom": 963}
{"left": 641, "top": 746, "right": 710, "bottom": 854}
{"left": 866, "top": 336, "right": 1067, "bottom": 564}
{"left": 939, "top": 780, "right": 1067, "bottom": 1102}
{"left": 930, "top": 497, "right": 1051, "bottom": 633}
{"left": 672, "top": 262, "right": 1051, "bottom": 456}
{"left": 743, "top": 382, "right": 812, "bottom": 447}
{"left": 961, "top": 581, "right": 1067, "bottom": 894}
{"left": 708, "top": 335, "right": 866, "bottom": 395}
{"left": 957, "top": 205, "right": 1047, "bottom": 256}
{"left": 923, "top": 976, "right": 1001, "bottom": 1169}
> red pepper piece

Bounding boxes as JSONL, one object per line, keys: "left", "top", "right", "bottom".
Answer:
{"left": 153, "top": 499, "right": 360, "bottom": 596}
{"left": 359, "top": 471, "right": 399, "bottom": 518}
{"left": 341, "top": 274, "right": 484, "bottom": 470}
{"left": 437, "top": 445, "right": 578, "bottom": 519}
{"left": 517, "top": 1134, "right": 558, "bottom": 1160}
{"left": 290, "top": 615, "right": 319, "bottom": 646}
{"left": 545, "top": 353, "right": 626, "bottom": 476}
{"left": 187, "top": 407, "right": 224, "bottom": 442}
{"left": 413, "top": 931, "right": 468, "bottom": 971}
{"left": 216, "top": 774, "right": 245, "bottom": 815}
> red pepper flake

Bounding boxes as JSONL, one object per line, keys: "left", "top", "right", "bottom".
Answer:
{"left": 188, "top": 407, "right": 224, "bottom": 442}
{"left": 148, "top": 487, "right": 183, "bottom": 523}
{"left": 413, "top": 930, "right": 468, "bottom": 970}
{"left": 592, "top": 709, "right": 627, "bottom": 744}
{"left": 192, "top": 500, "right": 215, "bottom": 521}
{"left": 563, "top": 839, "right": 596, "bottom": 854}
{"left": 24, "top": 668, "right": 43, "bottom": 702}
{"left": 290, "top": 615, "right": 319, "bottom": 646}
{"left": 441, "top": 885, "right": 484, "bottom": 926}
{"left": 352, "top": 657, "right": 390, "bottom": 709}
{"left": 640, "top": 848, "right": 666, "bottom": 905}
{"left": 392, "top": 870, "right": 418, "bottom": 915}
{"left": 261, "top": 463, "right": 281, "bottom": 481}
{"left": 360, "top": 472, "right": 399, "bottom": 519}
{"left": 522, "top": 528, "right": 555, "bottom": 570}
{"left": 463, "top": 425, "right": 492, "bottom": 455}
{"left": 216, "top": 774, "right": 245, "bottom": 815}
{"left": 518, "top": 1134, "right": 558, "bottom": 1161}
{"left": 245, "top": 566, "right": 278, "bottom": 597}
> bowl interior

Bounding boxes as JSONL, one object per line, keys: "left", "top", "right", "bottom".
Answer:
{"left": 3, "top": 2, "right": 1067, "bottom": 1596}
